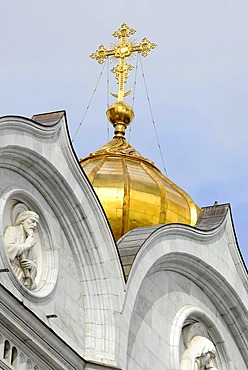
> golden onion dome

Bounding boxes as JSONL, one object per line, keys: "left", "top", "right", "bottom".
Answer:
{"left": 80, "top": 101, "right": 201, "bottom": 241}
{"left": 81, "top": 24, "right": 202, "bottom": 241}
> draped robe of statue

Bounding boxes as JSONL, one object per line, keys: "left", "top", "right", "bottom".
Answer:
{"left": 3, "top": 224, "right": 37, "bottom": 289}
{"left": 180, "top": 335, "right": 218, "bottom": 370}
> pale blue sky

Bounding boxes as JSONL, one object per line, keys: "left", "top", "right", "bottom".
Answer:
{"left": 0, "top": 0, "right": 247, "bottom": 263}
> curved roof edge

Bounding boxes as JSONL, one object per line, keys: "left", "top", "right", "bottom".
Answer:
{"left": 117, "top": 203, "right": 230, "bottom": 280}
{"left": 196, "top": 203, "right": 229, "bottom": 230}
{"left": 0, "top": 110, "right": 126, "bottom": 284}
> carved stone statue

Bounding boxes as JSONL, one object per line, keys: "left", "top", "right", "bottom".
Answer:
{"left": 3, "top": 211, "right": 39, "bottom": 290}
{"left": 180, "top": 335, "right": 218, "bottom": 370}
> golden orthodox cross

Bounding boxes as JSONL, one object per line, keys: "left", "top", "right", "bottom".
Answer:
{"left": 90, "top": 23, "right": 156, "bottom": 102}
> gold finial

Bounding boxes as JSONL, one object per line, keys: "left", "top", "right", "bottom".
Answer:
{"left": 90, "top": 23, "right": 156, "bottom": 103}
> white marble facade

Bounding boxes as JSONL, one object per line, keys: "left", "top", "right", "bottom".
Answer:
{"left": 0, "top": 112, "right": 248, "bottom": 369}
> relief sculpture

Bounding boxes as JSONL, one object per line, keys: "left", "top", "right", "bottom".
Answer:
{"left": 180, "top": 335, "right": 218, "bottom": 370}
{"left": 3, "top": 211, "right": 39, "bottom": 290}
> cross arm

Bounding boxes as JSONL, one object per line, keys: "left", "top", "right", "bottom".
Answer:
{"left": 90, "top": 45, "right": 115, "bottom": 64}
{"left": 132, "top": 37, "right": 157, "bottom": 57}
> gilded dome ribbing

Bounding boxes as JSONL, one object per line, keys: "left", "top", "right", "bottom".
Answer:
{"left": 80, "top": 132, "right": 201, "bottom": 241}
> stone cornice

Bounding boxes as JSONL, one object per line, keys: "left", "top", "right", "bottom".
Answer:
{"left": 0, "top": 284, "right": 122, "bottom": 369}
{"left": 0, "top": 283, "right": 86, "bottom": 369}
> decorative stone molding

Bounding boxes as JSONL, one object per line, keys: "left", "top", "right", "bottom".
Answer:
{"left": 0, "top": 113, "right": 124, "bottom": 364}
{"left": 120, "top": 212, "right": 248, "bottom": 368}
{"left": 0, "top": 332, "right": 42, "bottom": 370}
{"left": 170, "top": 305, "right": 233, "bottom": 370}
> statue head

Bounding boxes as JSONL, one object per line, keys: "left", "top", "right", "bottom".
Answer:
{"left": 15, "top": 211, "right": 39, "bottom": 235}
{"left": 199, "top": 350, "right": 216, "bottom": 369}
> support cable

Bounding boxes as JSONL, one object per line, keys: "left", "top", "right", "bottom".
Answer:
{"left": 72, "top": 60, "right": 107, "bottom": 142}
{"left": 131, "top": 55, "right": 139, "bottom": 110}
{"left": 139, "top": 54, "right": 168, "bottom": 177}
{"left": 128, "top": 56, "right": 139, "bottom": 142}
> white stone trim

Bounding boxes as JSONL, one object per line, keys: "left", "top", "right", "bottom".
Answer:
{"left": 0, "top": 114, "right": 125, "bottom": 364}
{"left": 120, "top": 215, "right": 248, "bottom": 368}
{"left": 170, "top": 305, "right": 234, "bottom": 370}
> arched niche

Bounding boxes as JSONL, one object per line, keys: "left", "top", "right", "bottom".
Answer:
{"left": 170, "top": 305, "right": 234, "bottom": 370}
{"left": 0, "top": 187, "right": 59, "bottom": 301}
